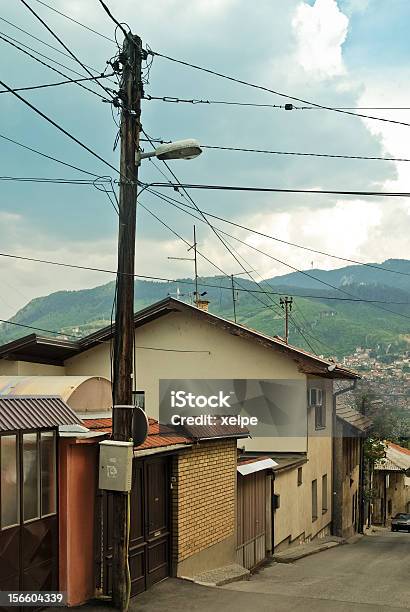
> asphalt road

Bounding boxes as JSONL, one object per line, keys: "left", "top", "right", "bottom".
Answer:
{"left": 64, "top": 529, "right": 410, "bottom": 612}
{"left": 136, "top": 530, "right": 410, "bottom": 612}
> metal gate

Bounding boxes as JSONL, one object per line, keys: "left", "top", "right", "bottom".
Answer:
{"left": 236, "top": 471, "right": 267, "bottom": 570}
{"left": 101, "top": 455, "right": 170, "bottom": 597}
{"left": 0, "top": 430, "right": 58, "bottom": 610}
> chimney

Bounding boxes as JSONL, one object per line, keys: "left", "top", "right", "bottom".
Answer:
{"left": 195, "top": 299, "right": 210, "bottom": 312}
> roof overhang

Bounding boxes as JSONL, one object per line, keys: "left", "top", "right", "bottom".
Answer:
{"left": 237, "top": 458, "right": 278, "bottom": 475}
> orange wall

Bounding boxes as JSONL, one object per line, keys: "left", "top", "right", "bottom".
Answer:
{"left": 59, "top": 439, "right": 98, "bottom": 606}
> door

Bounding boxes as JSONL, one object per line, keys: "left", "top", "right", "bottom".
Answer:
{"left": 102, "top": 455, "right": 170, "bottom": 597}
{"left": 236, "top": 471, "right": 267, "bottom": 570}
{"left": 0, "top": 430, "right": 58, "bottom": 610}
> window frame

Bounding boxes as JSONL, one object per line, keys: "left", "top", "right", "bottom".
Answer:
{"left": 312, "top": 479, "right": 318, "bottom": 522}
{"left": 308, "top": 386, "right": 326, "bottom": 430}
{"left": 322, "top": 474, "right": 328, "bottom": 514}
{"left": 0, "top": 432, "right": 20, "bottom": 531}
{"left": 297, "top": 467, "right": 303, "bottom": 487}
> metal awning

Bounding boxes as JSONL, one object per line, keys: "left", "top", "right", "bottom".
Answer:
{"left": 237, "top": 458, "right": 278, "bottom": 475}
{"left": 0, "top": 395, "right": 83, "bottom": 432}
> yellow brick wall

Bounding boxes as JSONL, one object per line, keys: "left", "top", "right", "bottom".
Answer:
{"left": 171, "top": 439, "right": 237, "bottom": 563}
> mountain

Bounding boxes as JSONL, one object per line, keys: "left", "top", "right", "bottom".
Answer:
{"left": 1, "top": 259, "right": 409, "bottom": 359}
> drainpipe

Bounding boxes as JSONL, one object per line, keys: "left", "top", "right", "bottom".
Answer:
{"left": 332, "top": 380, "right": 357, "bottom": 537}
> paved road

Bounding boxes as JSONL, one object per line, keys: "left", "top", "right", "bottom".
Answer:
{"left": 64, "top": 530, "right": 410, "bottom": 612}
{"left": 135, "top": 530, "right": 410, "bottom": 612}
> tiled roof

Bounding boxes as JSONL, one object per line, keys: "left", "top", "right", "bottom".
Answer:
{"left": 181, "top": 416, "right": 249, "bottom": 441}
{"left": 336, "top": 405, "right": 373, "bottom": 433}
{"left": 375, "top": 442, "right": 410, "bottom": 472}
{"left": 83, "top": 416, "right": 192, "bottom": 451}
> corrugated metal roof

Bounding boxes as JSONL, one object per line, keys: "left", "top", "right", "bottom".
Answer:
{"left": 336, "top": 406, "right": 373, "bottom": 432}
{"left": 0, "top": 395, "right": 83, "bottom": 432}
{"left": 237, "top": 458, "right": 278, "bottom": 475}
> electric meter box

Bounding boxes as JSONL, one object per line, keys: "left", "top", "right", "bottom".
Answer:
{"left": 99, "top": 440, "right": 133, "bottom": 492}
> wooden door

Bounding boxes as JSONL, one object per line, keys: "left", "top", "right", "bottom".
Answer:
{"left": 236, "top": 471, "right": 267, "bottom": 570}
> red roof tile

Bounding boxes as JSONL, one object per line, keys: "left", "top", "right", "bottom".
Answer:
{"left": 388, "top": 442, "right": 410, "bottom": 456}
{"left": 83, "top": 417, "right": 192, "bottom": 450}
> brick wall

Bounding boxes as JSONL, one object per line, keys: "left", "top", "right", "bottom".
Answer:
{"left": 171, "top": 439, "right": 237, "bottom": 563}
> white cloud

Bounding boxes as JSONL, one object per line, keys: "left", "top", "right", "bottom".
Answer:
{"left": 292, "top": 0, "right": 349, "bottom": 79}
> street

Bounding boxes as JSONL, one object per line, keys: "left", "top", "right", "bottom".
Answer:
{"left": 133, "top": 530, "right": 410, "bottom": 612}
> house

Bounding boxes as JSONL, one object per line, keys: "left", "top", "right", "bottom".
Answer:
{"left": 0, "top": 297, "right": 359, "bottom": 591}
{"left": 372, "top": 442, "right": 410, "bottom": 525}
{"left": 333, "top": 404, "right": 373, "bottom": 538}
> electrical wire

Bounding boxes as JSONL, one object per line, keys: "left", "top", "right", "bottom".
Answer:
{"left": 0, "top": 72, "right": 115, "bottom": 95}
{"left": 201, "top": 144, "right": 410, "bottom": 164}
{"left": 0, "top": 15, "right": 117, "bottom": 82}
{"left": 142, "top": 130, "right": 285, "bottom": 319}
{"left": 0, "top": 78, "right": 119, "bottom": 175}
{"left": 0, "top": 132, "right": 108, "bottom": 178}
{"left": 19, "top": 0, "right": 116, "bottom": 102}
{"left": 0, "top": 249, "right": 407, "bottom": 305}
{"left": 31, "top": 0, "right": 114, "bottom": 42}
{"left": 143, "top": 95, "right": 410, "bottom": 112}
{"left": 0, "top": 32, "right": 109, "bottom": 100}
{"left": 143, "top": 189, "right": 410, "bottom": 322}
{"left": 144, "top": 188, "right": 410, "bottom": 277}
{"left": 0, "top": 176, "right": 110, "bottom": 184}
{"left": 147, "top": 181, "right": 410, "bottom": 198}
{"left": 150, "top": 50, "right": 410, "bottom": 129}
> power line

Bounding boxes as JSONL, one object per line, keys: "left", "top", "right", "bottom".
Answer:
{"left": 0, "top": 78, "right": 119, "bottom": 175}
{"left": 0, "top": 72, "right": 114, "bottom": 95}
{"left": 144, "top": 136, "right": 410, "bottom": 164}
{"left": 201, "top": 144, "right": 410, "bottom": 164}
{"left": 19, "top": 0, "right": 116, "bottom": 102}
{"left": 31, "top": 0, "right": 114, "bottom": 42}
{"left": 144, "top": 187, "right": 410, "bottom": 278}
{"left": 144, "top": 189, "right": 410, "bottom": 322}
{"left": 150, "top": 50, "right": 410, "bottom": 129}
{"left": 0, "top": 176, "right": 110, "bottom": 184}
{"left": 0, "top": 32, "right": 108, "bottom": 100}
{"left": 0, "top": 132, "right": 106, "bottom": 178}
{"left": 0, "top": 249, "right": 408, "bottom": 305}
{"left": 144, "top": 95, "right": 410, "bottom": 112}
{"left": 148, "top": 181, "right": 410, "bottom": 198}
{"left": 142, "top": 130, "right": 284, "bottom": 319}
{"left": 0, "top": 15, "right": 116, "bottom": 81}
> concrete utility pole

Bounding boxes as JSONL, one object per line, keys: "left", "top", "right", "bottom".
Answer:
{"left": 280, "top": 296, "right": 293, "bottom": 343}
{"left": 112, "top": 32, "right": 144, "bottom": 611}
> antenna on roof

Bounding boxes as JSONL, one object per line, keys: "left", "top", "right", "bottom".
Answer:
{"left": 168, "top": 225, "right": 204, "bottom": 309}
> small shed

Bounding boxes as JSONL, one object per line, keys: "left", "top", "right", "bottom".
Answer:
{"left": 0, "top": 375, "right": 112, "bottom": 414}
{"left": 0, "top": 395, "right": 82, "bottom": 596}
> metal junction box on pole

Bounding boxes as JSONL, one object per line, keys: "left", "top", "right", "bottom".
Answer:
{"left": 99, "top": 440, "right": 133, "bottom": 492}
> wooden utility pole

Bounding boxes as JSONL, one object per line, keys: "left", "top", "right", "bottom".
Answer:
{"left": 231, "top": 274, "right": 237, "bottom": 323}
{"left": 112, "top": 32, "right": 143, "bottom": 611}
{"left": 280, "top": 296, "right": 293, "bottom": 343}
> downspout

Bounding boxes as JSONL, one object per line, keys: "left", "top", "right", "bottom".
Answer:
{"left": 332, "top": 379, "right": 358, "bottom": 536}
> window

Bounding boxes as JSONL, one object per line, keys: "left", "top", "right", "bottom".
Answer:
{"left": 41, "top": 431, "right": 56, "bottom": 516}
{"left": 322, "top": 474, "right": 328, "bottom": 514}
{"left": 1, "top": 435, "right": 19, "bottom": 529}
{"left": 297, "top": 467, "right": 303, "bottom": 486}
{"left": 308, "top": 387, "right": 326, "bottom": 429}
{"left": 312, "top": 479, "right": 318, "bottom": 522}
{"left": 23, "top": 433, "right": 39, "bottom": 522}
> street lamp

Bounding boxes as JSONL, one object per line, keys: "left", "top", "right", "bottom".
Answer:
{"left": 136, "top": 139, "right": 202, "bottom": 164}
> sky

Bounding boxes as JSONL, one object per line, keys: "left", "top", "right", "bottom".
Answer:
{"left": 0, "top": 0, "right": 409, "bottom": 320}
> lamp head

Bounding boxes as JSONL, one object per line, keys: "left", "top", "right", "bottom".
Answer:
{"left": 155, "top": 139, "right": 202, "bottom": 161}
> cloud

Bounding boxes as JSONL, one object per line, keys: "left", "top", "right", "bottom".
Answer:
{"left": 292, "top": 0, "right": 349, "bottom": 79}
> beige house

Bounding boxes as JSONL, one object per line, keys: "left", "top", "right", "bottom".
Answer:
{"left": 0, "top": 297, "right": 358, "bottom": 555}
{"left": 373, "top": 442, "right": 410, "bottom": 525}
{"left": 333, "top": 405, "right": 372, "bottom": 539}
